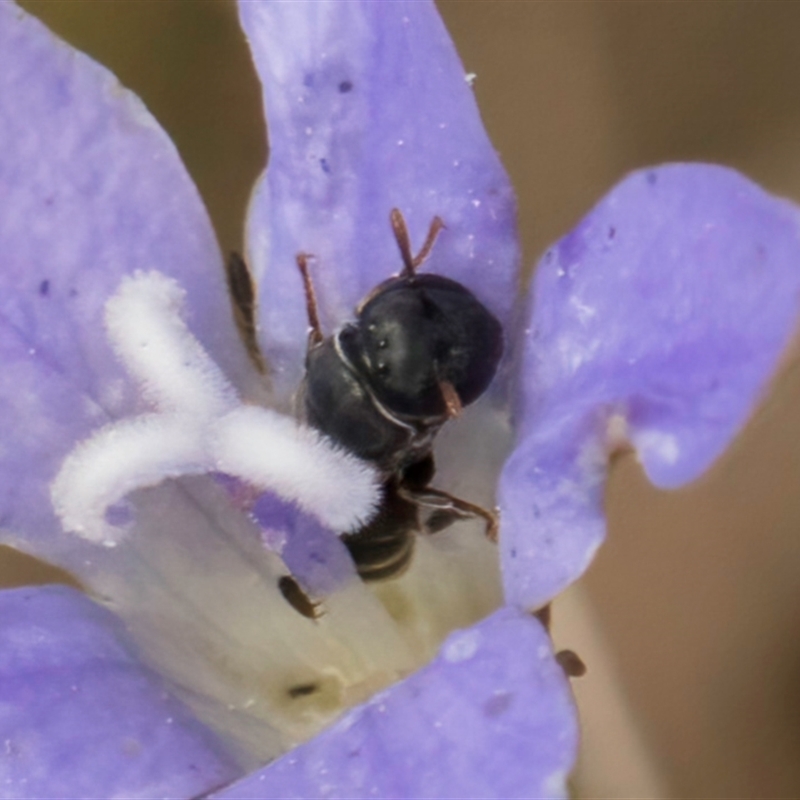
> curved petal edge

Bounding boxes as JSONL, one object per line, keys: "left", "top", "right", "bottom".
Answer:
{"left": 500, "top": 164, "right": 800, "bottom": 608}
{"left": 239, "top": 0, "right": 520, "bottom": 402}
{"left": 212, "top": 606, "right": 578, "bottom": 800}
{"left": 0, "top": 584, "right": 239, "bottom": 799}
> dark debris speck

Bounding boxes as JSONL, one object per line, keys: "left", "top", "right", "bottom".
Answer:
{"left": 287, "top": 683, "right": 319, "bottom": 699}
{"left": 483, "top": 691, "right": 513, "bottom": 718}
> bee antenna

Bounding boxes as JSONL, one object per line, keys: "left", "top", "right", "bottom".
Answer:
{"left": 296, "top": 253, "right": 324, "bottom": 348}
{"left": 390, "top": 208, "right": 416, "bottom": 277}
{"left": 390, "top": 208, "right": 446, "bottom": 279}
{"left": 413, "top": 215, "right": 446, "bottom": 270}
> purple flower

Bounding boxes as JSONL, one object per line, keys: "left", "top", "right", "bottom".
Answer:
{"left": 2, "top": 1, "right": 800, "bottom": 798}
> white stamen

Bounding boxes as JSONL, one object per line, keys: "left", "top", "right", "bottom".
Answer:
{"left": 51, "top": 271, "right": 380, "bottom": 544}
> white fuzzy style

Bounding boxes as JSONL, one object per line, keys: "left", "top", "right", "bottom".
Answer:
{"left": 51, "top": 271, "right": 380, "bottom": 544}
{"left": 51, "top": 414, "right": 209, "bottom": 545}
{"left": 104, "top": 271, "right": 239, "bottom": 418}
{"left": 213, "top": 406, "right": 380, "bottom": 533}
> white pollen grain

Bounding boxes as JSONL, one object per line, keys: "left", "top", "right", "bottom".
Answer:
{"left": 442, "top": 629, "right": 479, "bottom": 663}
{"left": 634, "top": 428, "right": 680, "bottom": 465}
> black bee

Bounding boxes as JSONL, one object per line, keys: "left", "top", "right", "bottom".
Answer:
{"left": 297, "top": 209, "right": 503, "bottom": 579}
{"left": 227, "top": 209, "right": 503, "bottom": 617}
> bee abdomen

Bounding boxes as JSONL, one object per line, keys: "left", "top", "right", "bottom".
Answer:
{"left": 341, "top": 480, "right": 419, "bottom": 581}
{"left": 342, "top": 525, "right": 415, "bottom": 582}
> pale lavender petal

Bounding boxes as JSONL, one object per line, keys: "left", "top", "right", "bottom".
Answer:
{"left": 239, "top": 0, "right": 519, "bottom": 402}
{"left": 0, "top": 3, "right": 254, "bottom": 563}
{"left": 251, "top": 493, "right": 357, "bottom": 596}
{"left": 0, "top": 584, "right": 239, "bottom": 799}
{"left": 212, "top": 607, "right": 577, "bottom": 800}
{"left": 500, "top": 164, "right": 800, "bottom": 609}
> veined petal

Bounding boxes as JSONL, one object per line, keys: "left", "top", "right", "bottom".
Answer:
{"left": 500, "top": 164, "right": 800, "bottom": 609}
{"left": 0, "top": 584, "right": 238, "bottom": 799}
{"left": 239, "top": 0, "right": 520, "bottom": 404}
{"left": 212, "top": 607, "right": 577, "bottom": 800}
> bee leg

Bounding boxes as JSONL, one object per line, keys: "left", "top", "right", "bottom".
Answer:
{"left": 555, "top": 649, "right": 587, "bottom": 678}
{"left": 226, "top": 251, "right": 267, "bottom": 374}
{"left": 278, "top": 574, "right": 325, "bottom": 621}
{"left": 397, "top": 485, "right": 499, "bottom": 543}
{"left": 531, "top": 605, "right": 587, "bottom": 678}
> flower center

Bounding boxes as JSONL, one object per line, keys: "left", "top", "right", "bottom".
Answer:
{"left": 50, "top": 271, "right": 506, "bottom": 766}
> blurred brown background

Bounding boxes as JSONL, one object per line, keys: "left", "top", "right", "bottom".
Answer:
{"left": 10, "top": 2, "right": 800, "bottom": 797}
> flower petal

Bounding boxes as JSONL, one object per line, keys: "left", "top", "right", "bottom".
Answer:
{"left": 250, "top": 493, "right": 358, "bottom": 596}
{"left": 0, "top": 5, "right": 491, "bottom": 765}
{"left": 0, "top": 584, "right": 239, "bottom": 799}
{"left": 500, "top": 164, "right": 800, "bottom": 609}
{"left": 211, "top": 606, "right": 577, "bottom": 800}
{"left": 0, "top": 6, "right": 339, "bottom": 762}
{"left": 239, "top": 0, "right": 519, "bottom": 403}
{"left": 0, "top": 2, "right": 255, "bottom": 565}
